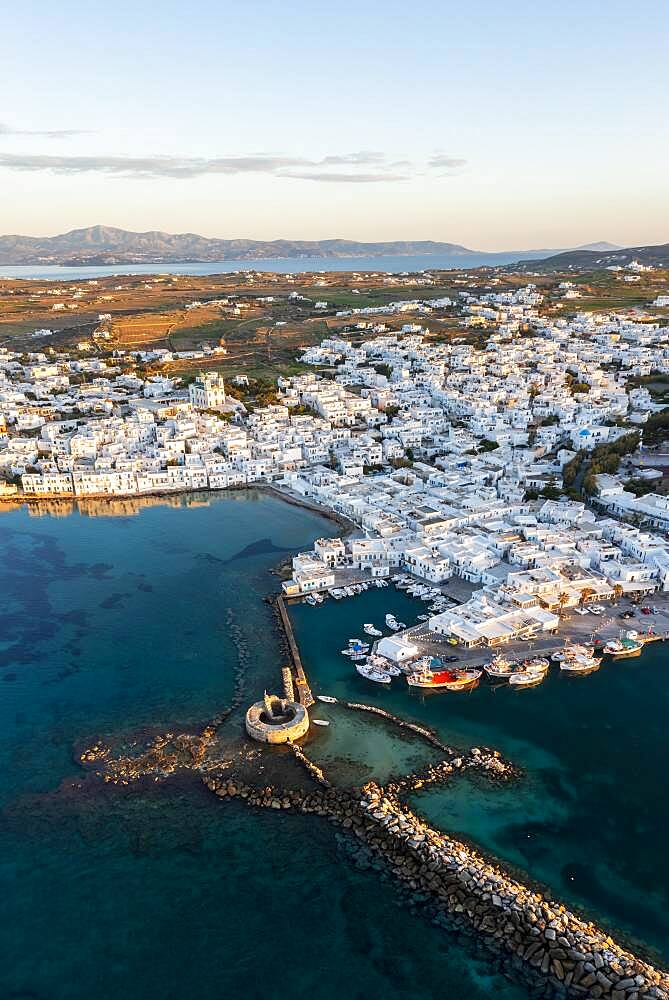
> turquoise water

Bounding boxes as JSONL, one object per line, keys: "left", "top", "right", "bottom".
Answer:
{"left": 0, "top": 494, "right": 527, "bottom": 1000}
{"left": 290, "top": 590, "right": 669, "bottom": 964}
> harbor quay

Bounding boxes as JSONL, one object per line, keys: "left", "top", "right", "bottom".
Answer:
{"left": 393, "top": 591, "right": 669, "bottom": 671}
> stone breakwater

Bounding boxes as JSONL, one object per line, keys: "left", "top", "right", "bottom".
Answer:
{"left": 203, "top": 763, "right": 669, "bottom": 1000}
{"left": 79, "top": 607, "right": 251, "bottom": 784}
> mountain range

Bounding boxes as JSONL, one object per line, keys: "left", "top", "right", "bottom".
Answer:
{"left": 0, "top": 225, "right": 622, "bottom": 266}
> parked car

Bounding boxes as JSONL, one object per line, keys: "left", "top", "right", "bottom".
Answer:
{"left": 443, "top": 654, "right": 459, "bottom": 663}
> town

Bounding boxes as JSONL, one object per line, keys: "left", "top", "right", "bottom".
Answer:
{"left": 1, "top": 264, "right": 668, "bottom": 668}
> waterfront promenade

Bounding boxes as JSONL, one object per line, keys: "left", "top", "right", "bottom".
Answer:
{"left": 394, "top": 593, "right": 669, "bottom": 669}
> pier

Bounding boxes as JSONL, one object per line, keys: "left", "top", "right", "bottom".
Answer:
{"left": 275, "top": 595, "right": 314, "bottom": 708}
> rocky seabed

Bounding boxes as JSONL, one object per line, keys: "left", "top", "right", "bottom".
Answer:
{"left": 203, "top": 757, "right": 669, "bottom": 1000}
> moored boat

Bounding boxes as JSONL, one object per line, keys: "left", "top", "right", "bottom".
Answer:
{"left": 604, "top": 637, "right": 643, "bottom": 659}
{"left": 524, "top": 656, "right": 550, "bottom": 671}
{"left": 560, "top": 654, "right": 600, "bottom": 675}
{"left": 509, "top": 668, "right": 546, "bottom": 688}
{"left": 356, "top": 662, "right": 392, "bottom": 684}
{"left": 407, "top": 667, "right": 481, "bottom": 691}
{"left": 484, "top": 654, "right": 519, "bottom": 679}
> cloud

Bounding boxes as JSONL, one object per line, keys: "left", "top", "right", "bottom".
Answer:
{"left": 280, "top": 170, "right": 412, "bottom": 183}
{"left": 428, "top": 154, "right": 467, "bottom": 172}
{"left": 0, "top": 123, "right": 90, "bottom": 139}
{"left": 0, "top": 150, "right": 466, "bottom": 183}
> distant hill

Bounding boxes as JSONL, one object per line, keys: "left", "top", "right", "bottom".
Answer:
{"left": 0, "top": 225, "right": 624, "bottom": 267}
{"left": 511, "top": 242, "right": 669, "bottom": 272}
{"left": 574, "top": 241, "right": 621, "bottom": 252}
{"left": 0, "top": 227, "right": 478, "bottom": 265}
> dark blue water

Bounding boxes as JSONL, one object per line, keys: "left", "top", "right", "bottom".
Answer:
{"left": 0, "top": 250, "right": 547, "bottom": 281}
{"left": 0, "top": 494, "right": 528, "bottom": 1000}
{"left": 290, "top": 589, "right": 669, "bottom": 965}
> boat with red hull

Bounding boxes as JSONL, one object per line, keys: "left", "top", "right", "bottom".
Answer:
{"left": 406, "top": 667, "right": 481, "bottom": 691}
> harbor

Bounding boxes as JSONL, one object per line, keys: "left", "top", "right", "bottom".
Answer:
{"left": 287, "top": 571, "right": 669, "bottom": 697}
{"left": 3, "top": 489, "right": 669, "bottom": 1000}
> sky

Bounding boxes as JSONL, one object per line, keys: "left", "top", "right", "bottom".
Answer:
{"left": 1, "top": 0, "right": 668, "bottom": 250}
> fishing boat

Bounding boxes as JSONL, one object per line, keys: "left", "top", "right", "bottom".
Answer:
{"left": 560, "top": 653, "right": 600, "bottom": 675}
{"left": 407, "top": 667, "right": 482, "bottom": 691}
{"left": 484, "top": 654, "right": 519, "bottom": 680}
{"left": 604, "top": 635, "right": 643, "bottom": 659}
{"left": 356, "top": 662, "right": 391, "bottom": 684}
{"left": 509, "top": 667, "right": 546, "bottom": 688}
{"left": 363, "top": 623, "right": 382, "bottom": 637}
{"left": 524, "top": 656, "right": 550, "bottom": 671}
{"left": 385, "top": 614, "right": 401, "bottom": 631}
{"left": 367, "top": 654, "right": 401, "bottom": 676}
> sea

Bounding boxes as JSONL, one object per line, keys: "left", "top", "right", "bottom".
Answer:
{"left": 0, "top": 491, "right": 666, "bottom": 1000}
{"left": 0, "top": 251, "right": 538, "bottom": 281}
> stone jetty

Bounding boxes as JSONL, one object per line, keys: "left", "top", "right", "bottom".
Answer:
{"left": 203, "top": 764, "right": 669, "bottom": 1000}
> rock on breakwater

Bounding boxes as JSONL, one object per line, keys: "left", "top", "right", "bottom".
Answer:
{"left": 202, "top": 761, "right": 669, "bottom": 1000}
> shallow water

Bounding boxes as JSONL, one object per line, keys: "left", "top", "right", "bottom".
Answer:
{"left": 290, "top": 589, "right": 669, "bottom": 963}
{"left": 0, "top": 494, "right": 528, "bottom": 1000}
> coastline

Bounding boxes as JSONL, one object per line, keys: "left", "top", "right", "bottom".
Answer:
{"left": 2, "top": 480, "right": 360, "bottom": 539}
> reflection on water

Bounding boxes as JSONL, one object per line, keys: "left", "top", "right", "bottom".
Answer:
{"left": 6, "top": 489, "right": 222, "bottom": 519}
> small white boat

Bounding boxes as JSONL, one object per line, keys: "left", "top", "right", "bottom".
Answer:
{"left": 312, "top": 719, "right": 330, "bottom": 727}
{"left": 318, "top": 695, "right": 337, "bottom": 704}
{"left": 509, "top": 668, "right": 546, "bottom": 688}
{"left": 560, "top": 655, "right": 599, "bottom": 675}
{"left": 367, "top": 654, "right": 401, "bottom": 676}
{"left": 305, "top": 595, "right": 317, "bottom": 606}
{"left": 356, "top": 662, "right": 392, "bottom": 684}
{"left": 363, "top": 623, "right": 382, "bottom": 637}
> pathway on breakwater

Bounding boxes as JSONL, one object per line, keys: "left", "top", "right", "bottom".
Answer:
{"left": 275, "top": 595, "right": 315, "bottom": 707}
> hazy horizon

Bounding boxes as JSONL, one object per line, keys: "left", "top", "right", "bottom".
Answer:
{"left": 2, "top": 0, "right": 667, "bottom": 249}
